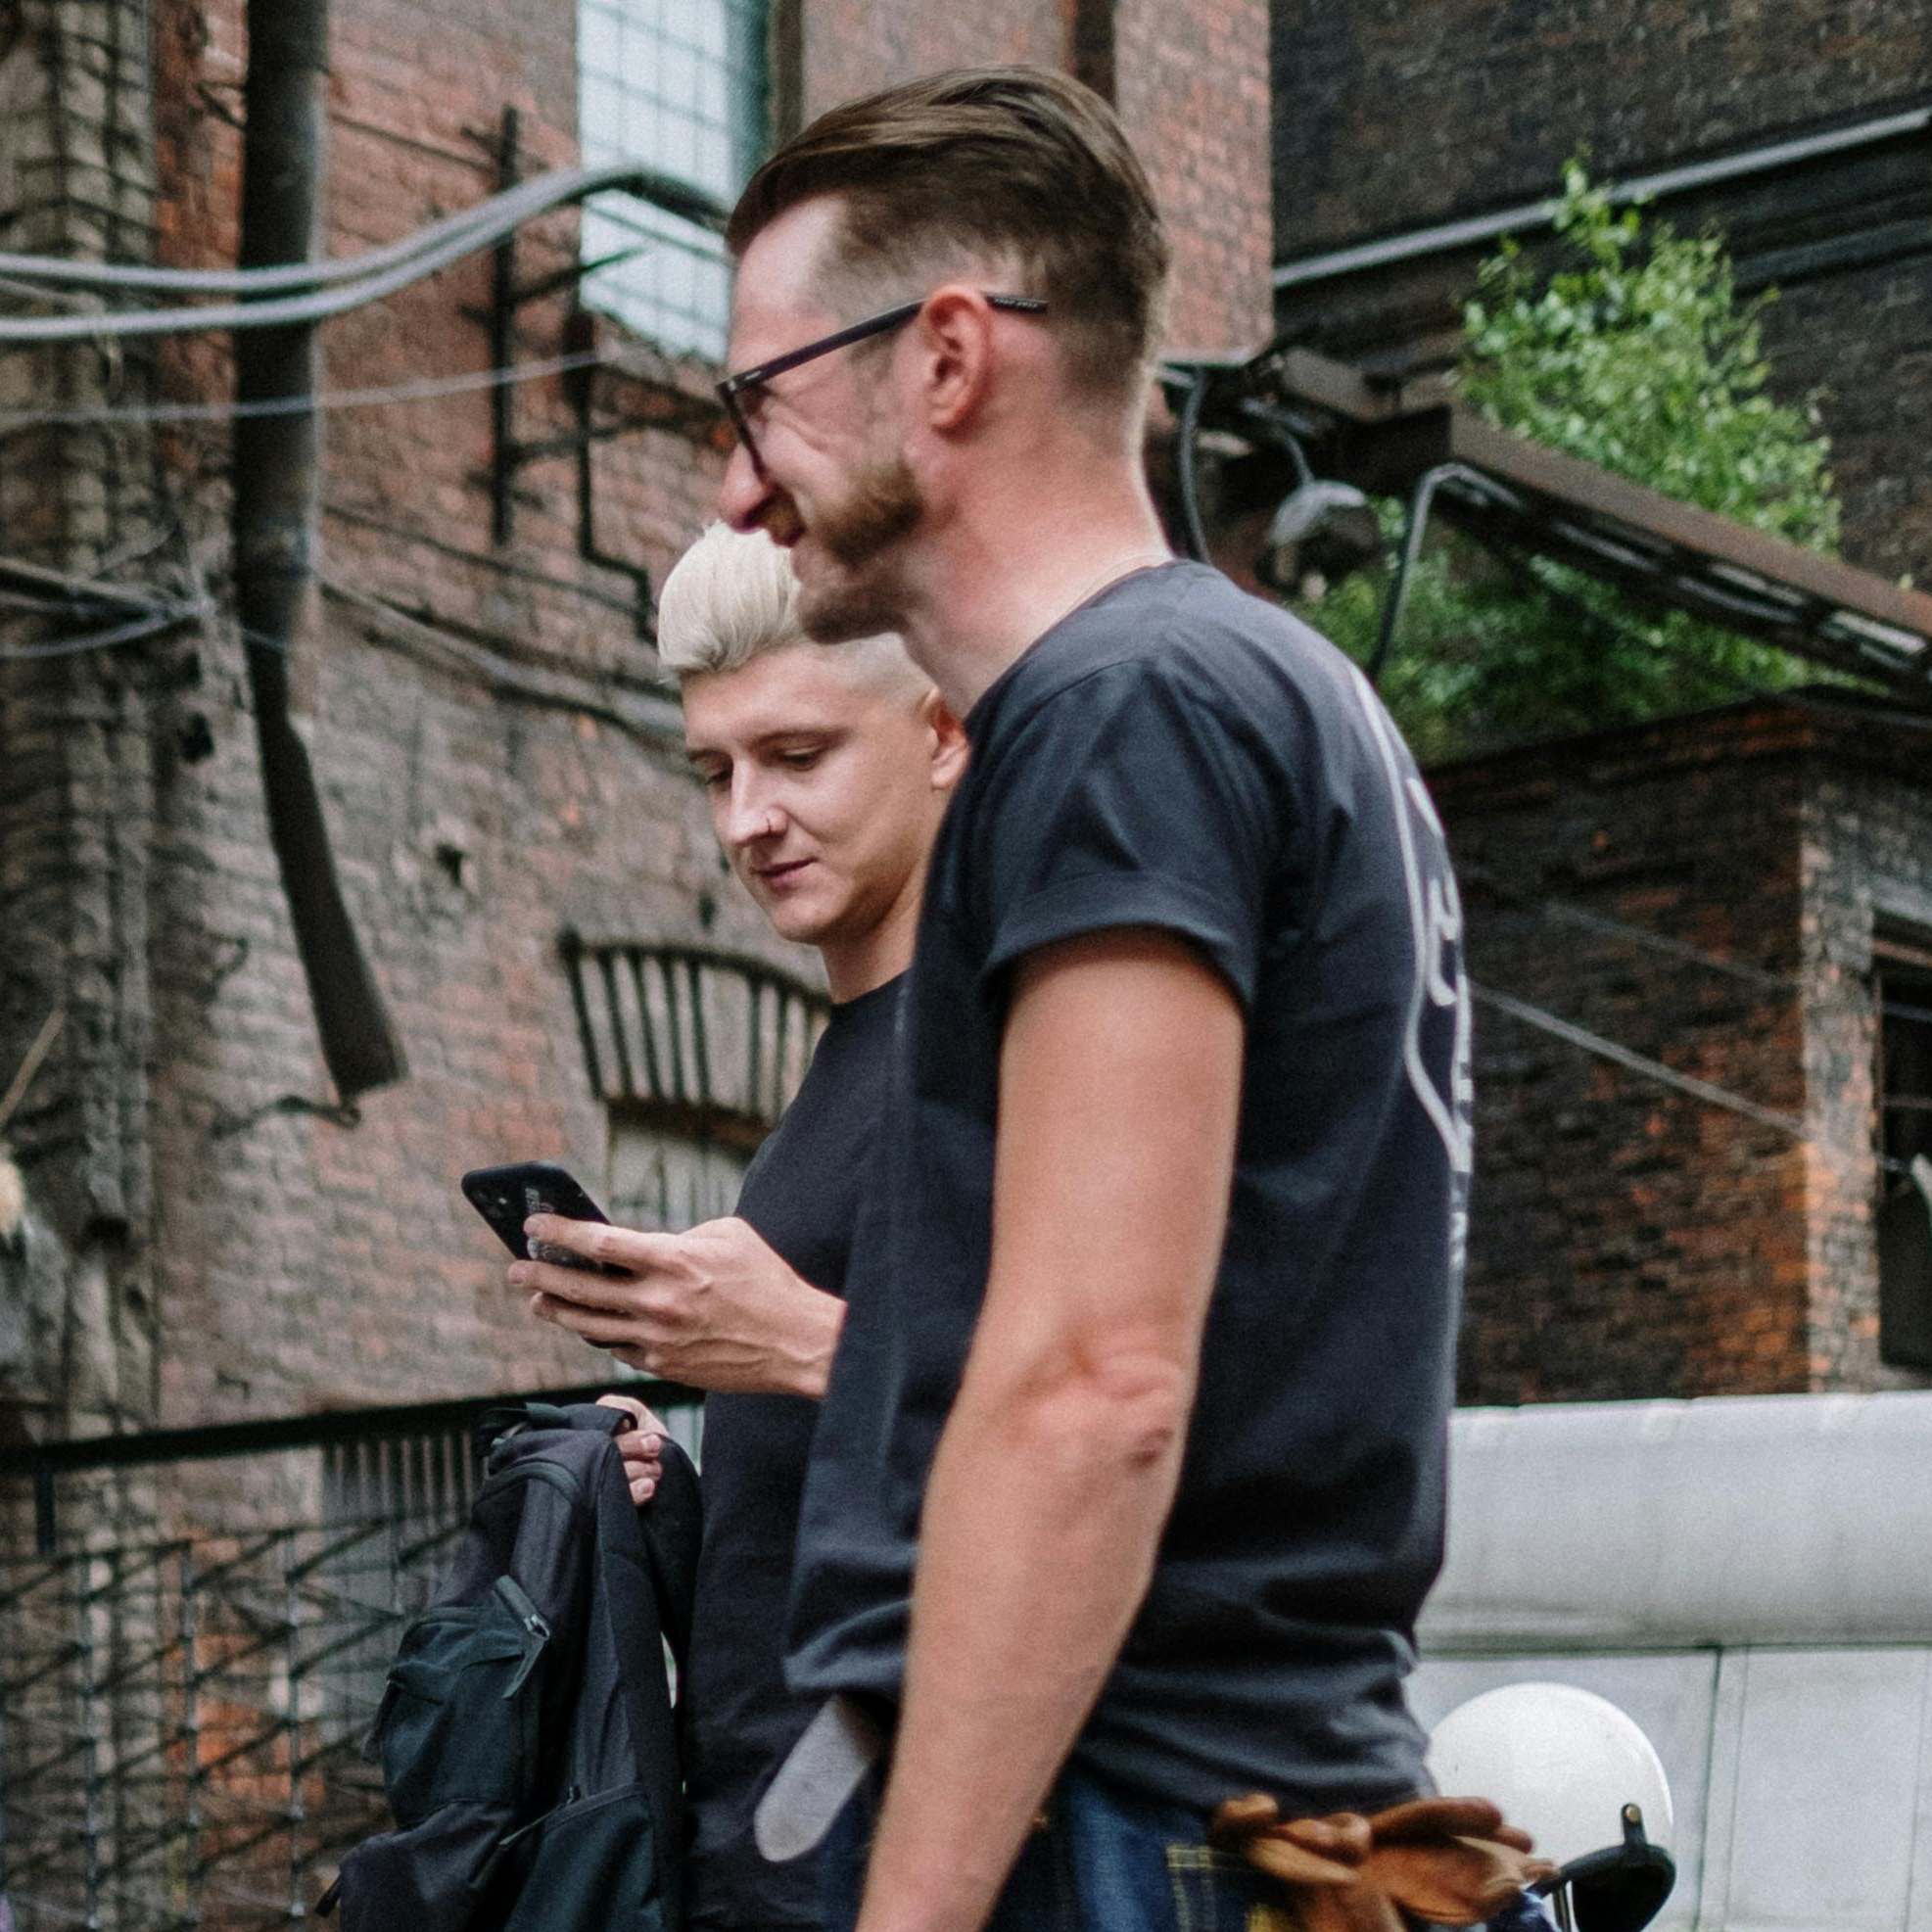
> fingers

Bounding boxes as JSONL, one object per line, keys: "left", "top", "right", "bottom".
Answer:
{"left": 525, "top": 1213, "right": 686, "bottom": 1275}
{"left": 596, "top": 1393, "right": 665, "bottom": 1505}
{"left": 508, "top": 1253, "right": 635, "bottom": 1310}
{"left": 531, "top": 1291, "right": 639, "bottom": 1348}
{"left": 597, "top": 1392, "right": 668, "bottom": 1437}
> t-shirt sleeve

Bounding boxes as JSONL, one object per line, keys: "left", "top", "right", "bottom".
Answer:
{"left": 971, "top": 658, "right": 1287, "bottom": 1010}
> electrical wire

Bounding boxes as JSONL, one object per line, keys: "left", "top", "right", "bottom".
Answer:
{"left": 1458, "top": 861, "right": 1797, "bottom": 994}
{"left": 0, "top": 601, "right": 212, "bottom": 661}
{"left": 1472, "top": 983, "right": 1807, "bottom": 1140}
{"left": 0, "top": 164, "right": 727, "bottom": 345}
{"left": 0, "top": 347, "right": 619, "bottom": 436}
{"left": 0, "top": 160, "right": 725, "bottom": 299}
{"left": 1174, "top": 366, "right": 1214, "bottom": 564}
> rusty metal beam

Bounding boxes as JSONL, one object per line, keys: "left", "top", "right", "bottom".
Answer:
{"left": 1243, "top": 347, "right": 1932, "bottom": 692}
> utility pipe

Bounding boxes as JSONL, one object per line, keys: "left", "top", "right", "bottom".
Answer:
{"left": 232, "top": 0, "right": 404, "bottom": 1100}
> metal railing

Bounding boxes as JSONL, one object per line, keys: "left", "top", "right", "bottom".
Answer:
{"left": 0, "top": 1381, "right": 695, "bottom": 1930}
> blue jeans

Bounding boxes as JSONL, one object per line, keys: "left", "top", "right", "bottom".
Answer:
{"left": 819, "top": 1762, "right": 1290, "bottom": 1932}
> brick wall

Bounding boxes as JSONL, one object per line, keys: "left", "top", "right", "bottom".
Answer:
{"left": 800, "top": 0, "right": 1274, "bottom": 355}
{"left": 1113, "top": 0, "right": 1273, "bottom": 354}
{"left": 1269, "top": 3, "right": 1932, "bottom": 584}
{"left": 1437, "top": 697, "right": 1932, "bottom": 1404}
{"left": 138, "top": 0, "right": 787, "bottom": 1490}
{"left": 0, "top": 0, "right": 793, "bottom": 1518}
{"left": 1801, "top": 726, "right": 1932, "bottom": 1389}
{"left": 0, "top": 0, "right": 165, "bottom": 1465}
{"left": 3, "top": 0, "right": 1280, "bottom": 1530}
{"left": 799, "top": 0, "right": 1062, "bottom": 122}
{"left": 1270, "top": 0, "right": 1932, "bottom": 257}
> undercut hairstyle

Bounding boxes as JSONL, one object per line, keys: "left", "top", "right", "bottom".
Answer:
{"left": 727, "top": 65, "right": 1169, "bottom": 404}
{"left": 656, "top": 524, "right": 928, "bottom": 695}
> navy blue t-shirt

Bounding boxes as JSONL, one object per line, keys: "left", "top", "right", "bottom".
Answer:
{"left": 683, "top": 974, "right": 900, "bottom": 1930}
{"left": 786, "top": 563, "right": 1472, "bottom": 1816}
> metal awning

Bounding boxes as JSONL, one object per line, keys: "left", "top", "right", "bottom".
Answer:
{"left": 1217, "top": 347, "right": 1932, "bottom": 698}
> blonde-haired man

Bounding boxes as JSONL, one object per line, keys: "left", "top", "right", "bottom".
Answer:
{"left": 510, "top": 522, "right": 965, "bottom": 1932}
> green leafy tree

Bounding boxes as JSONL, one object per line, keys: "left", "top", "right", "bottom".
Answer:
{"left": 1300, "top": 165, "right": 1843, "bottom": 762}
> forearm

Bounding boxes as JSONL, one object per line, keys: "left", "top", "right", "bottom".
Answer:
{"left": 854, "top": 1345, "right": 1191, "bottom": 1932}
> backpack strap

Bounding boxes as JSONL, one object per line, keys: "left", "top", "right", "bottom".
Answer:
{"left": 476, "top": 1397, "right": 625, "bottom": 1471}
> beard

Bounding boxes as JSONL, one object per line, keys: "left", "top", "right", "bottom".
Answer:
{"left": 793, "top": 452, "right": 924, "bottom": 643}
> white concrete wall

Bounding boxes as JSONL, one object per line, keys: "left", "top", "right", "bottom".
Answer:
{"left": 1422, "top": 1395, "right": 1932, "bottom": 1932}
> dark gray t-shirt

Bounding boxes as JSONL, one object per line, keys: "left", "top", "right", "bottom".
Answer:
{"left": 785, "top": 563, "right": 1472, "bottom": 1815}
{"left": 683, "top": 975, "right": 900, "bottom": 1930}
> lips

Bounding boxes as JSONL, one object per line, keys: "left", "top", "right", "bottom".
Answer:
{"left": 754, "top": 859, "right": 814, "bottom": 887}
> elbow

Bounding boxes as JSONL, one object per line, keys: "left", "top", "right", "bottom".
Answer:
{"left": 997, "top": 1343, "right": 1196, "bottom": 1475}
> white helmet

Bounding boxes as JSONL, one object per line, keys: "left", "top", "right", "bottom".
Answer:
{"left": 1427, "top": 1682, "right": 1676, "bottom": 1932}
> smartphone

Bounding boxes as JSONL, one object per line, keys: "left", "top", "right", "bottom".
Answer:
{"left": 461, "top": 1160, "right": 619, "bottom": 1274}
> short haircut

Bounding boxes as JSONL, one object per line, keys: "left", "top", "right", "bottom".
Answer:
{"left": 656, "top": 524, "right": 927, "bottom": 694}
{"left": 727, "top": 65, "right": 1169, "bottom": 404}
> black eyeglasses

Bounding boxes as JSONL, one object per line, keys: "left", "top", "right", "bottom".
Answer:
{"left": 716, "top": 292, "right": 1048, "bottom": 466}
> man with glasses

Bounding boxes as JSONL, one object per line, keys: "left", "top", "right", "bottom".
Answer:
{"left": 717, "top": 64, "right": 1503, "bottom": 1932}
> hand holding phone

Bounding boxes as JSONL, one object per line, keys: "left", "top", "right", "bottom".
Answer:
{"left": 461, "top": 1161, "right": 619, "bottom": 1274}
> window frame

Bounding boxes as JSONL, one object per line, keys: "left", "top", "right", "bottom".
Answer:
{"left": 576, "top": 0, "right": 772, "bottom": 360}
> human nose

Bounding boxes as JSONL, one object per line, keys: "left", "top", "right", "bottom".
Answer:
{"left": 721, "top": 773, "right": 785, "bottom": 848}
{"left": 718, "top": 438, "right": 775, "bottom": 533}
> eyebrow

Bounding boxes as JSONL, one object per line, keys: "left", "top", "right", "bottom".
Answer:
{"left": 683, "top": 724, "right": 844, "bottom": 764}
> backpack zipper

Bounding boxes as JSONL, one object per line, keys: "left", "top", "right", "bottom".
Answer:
{"left": 494, "top": 1574, "right": 551, "bottom": 1700}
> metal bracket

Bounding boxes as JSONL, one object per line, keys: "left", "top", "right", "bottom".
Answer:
{"left": 479, "top": 105, "right": 657, "bottom": 636}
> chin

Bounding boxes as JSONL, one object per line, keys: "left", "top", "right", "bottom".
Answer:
{"left": 797, "top": 579, "right": 898, "bottom": 646}
{"left": 763, "top": 898, "right": 840, "bottom": 947}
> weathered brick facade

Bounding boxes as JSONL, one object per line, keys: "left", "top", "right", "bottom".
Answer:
{"left": 1266, "top": 3, "right": 1932, "bottom": 1401}
{"left": 1439, "top": 696, "right": 1932, "bottom": 1404}
{"left": 1270, "top": 2, "right": 1932, "bottom": 583}
{"left": 0, "top": 0, "right": 1274, "bottom": 1526}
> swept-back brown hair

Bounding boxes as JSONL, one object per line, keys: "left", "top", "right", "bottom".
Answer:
{"left": 727, "top": 66, "right": 1170, "bottom": 403}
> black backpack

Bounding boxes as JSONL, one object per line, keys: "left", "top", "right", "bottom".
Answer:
{"left": 319, "top": 1400, "right": 702, "bottom": 1932}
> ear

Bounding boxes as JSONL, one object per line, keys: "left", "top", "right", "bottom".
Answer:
{"left": 919, "top": 687, "right": 970, "bottom": 791}
{"left": 908, "top": 286, "right": 1000, "bottom": 435}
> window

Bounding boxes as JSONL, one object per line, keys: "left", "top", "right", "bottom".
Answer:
{"left": 578, "top": 0, "right": 769, "bottom": 359}
{"left": 560, "top": 930, "right": 827, "bottom": 1220}
{"left": 1875, "top": 929, "right": 1932, "bottom": 1370}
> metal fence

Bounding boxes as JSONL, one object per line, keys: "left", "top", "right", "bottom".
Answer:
{"left": 0, "top": 1514, "right": 461, "bottom": 1930}
{"left": 0, "top": 1383, "right": 695, "bottom": 1931}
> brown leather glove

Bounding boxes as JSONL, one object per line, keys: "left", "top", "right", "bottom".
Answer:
{"left": 1208, "top": 1792, "right": 1557, "bottom": 1932}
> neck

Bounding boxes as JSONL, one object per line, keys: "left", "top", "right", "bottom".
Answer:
{"left": 889, "top": 439, "right": 1173, "bottom": 715}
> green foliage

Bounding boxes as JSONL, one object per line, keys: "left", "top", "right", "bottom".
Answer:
{"left": 1298, "top": 164, "right": 1844, "bottom": 761}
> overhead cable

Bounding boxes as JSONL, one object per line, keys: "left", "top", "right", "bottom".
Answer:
{"left": 0, "top": 346, "right": 617, "bottom": 435}
{"left": 0, "top": 602, "right": 208, "bottom": 660}
{"left": 1459, "top": 861, "right": 1797, "bottom": 993}
{"left": 0, "top": 163, "right": 727, "bottom": 344}
{"left": 1472, "top": 983, "right": 1806, "bottom": 1139}
{"left": 0, "top": 160, "right": 725, "bottom": 301}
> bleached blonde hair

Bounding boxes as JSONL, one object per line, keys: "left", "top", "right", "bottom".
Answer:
{"left": 655, "top": 522, "right": 926, "bottom": 694}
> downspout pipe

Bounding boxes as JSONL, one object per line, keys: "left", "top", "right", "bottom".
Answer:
{"left": 232, "top": 0, "right": 405, "bottom": 1099}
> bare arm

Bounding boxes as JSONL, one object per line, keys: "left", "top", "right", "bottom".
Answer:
{"left": 854, "top": 927, "right": 1245, "bottom": 1932}
{"left": 512, "top": 1215, "right": 845, "bottom": 1398}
